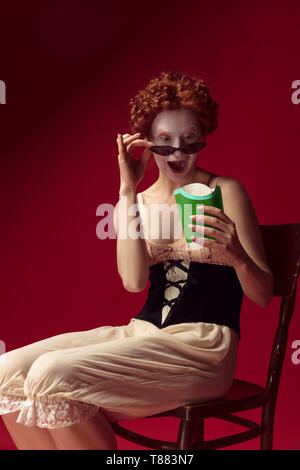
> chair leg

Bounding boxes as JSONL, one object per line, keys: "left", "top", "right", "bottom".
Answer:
{"left": 176, "top": 419, "right": 194, "bottom": 450}
{"left": 260, "top": 401, "right": 275, "bottom": 450}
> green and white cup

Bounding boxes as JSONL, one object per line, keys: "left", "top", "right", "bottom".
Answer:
{"left": 174, "top": 183, "right": 224, "bottom": 244}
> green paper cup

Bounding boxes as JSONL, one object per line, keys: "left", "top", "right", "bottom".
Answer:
{"left": 174, "top": 183, "right": 224, "bottom": 244}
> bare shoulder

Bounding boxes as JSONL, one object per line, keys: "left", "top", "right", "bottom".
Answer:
{"left": 219, "top": 177, "right": 252, "bottom": 212}
{"left": 217, "top": 176, "right": 255, "bottom": 222}
{"left": 219, "top": 177, "right": 273, "bottom": 276}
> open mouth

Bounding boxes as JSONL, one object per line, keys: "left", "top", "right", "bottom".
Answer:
{"left": 167, "top": 160, "right": 187, "bottom": 173}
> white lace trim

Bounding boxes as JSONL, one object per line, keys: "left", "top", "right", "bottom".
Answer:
{"left": 0, "top": 393, "right": 99, "bottom": 429}
{"left": 0, "top": 394, "right": 26, "bottom": 414}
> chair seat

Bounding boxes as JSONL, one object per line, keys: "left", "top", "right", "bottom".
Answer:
{"left": 219, "top": 378, "right": 265, "bottom": 402}
{"left": 148, "top": 379, "right": 266, "bottom": 420}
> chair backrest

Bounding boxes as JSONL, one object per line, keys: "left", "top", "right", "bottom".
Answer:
{"left": 260, "top": 223, "right": 300, "bottom": 401}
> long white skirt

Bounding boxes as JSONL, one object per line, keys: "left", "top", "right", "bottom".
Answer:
{"left": 0, "top": 318, "right": 238, "bottom": 428}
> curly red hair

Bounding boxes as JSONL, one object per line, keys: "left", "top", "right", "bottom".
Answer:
{"left": 129, "top": 71, "right": 219, "bottom": 139}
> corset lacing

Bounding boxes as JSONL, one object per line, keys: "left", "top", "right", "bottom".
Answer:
{"left": 160, "top": 259, "right": 196, "bottom": 326}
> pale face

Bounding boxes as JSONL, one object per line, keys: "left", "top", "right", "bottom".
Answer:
{"left": 148, "top": 107, "right": 203, "bottom": 181}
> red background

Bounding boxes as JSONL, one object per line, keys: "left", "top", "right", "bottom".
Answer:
{"left": 0, "top": 0, "right": 299, "bottom": 450}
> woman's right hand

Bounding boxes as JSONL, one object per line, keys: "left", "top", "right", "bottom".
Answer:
{"left": 117, "top": 132, "right": 154, "bottom": 192}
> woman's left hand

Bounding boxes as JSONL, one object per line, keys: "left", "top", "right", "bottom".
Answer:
{"left": 189, "top": 205, "right": 248, "bottom": 268}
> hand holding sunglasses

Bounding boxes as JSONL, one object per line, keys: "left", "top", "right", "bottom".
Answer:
{"left": 117, "top": 132, "right": 154, "bottom": 192}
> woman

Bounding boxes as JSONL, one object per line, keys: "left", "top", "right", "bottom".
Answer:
{"left": 0, "top": 71, "right": 273, "bottom": 450}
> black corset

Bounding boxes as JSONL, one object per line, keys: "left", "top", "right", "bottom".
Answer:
{"left": 134, "top": 260, "right": 244, "bottom": 340}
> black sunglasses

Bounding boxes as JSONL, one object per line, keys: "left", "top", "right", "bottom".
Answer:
{"left": 149, "top": 141, "right": 206, "bottom": 156}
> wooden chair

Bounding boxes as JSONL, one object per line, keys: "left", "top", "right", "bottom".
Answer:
{"left": 111, "top": 223, "right": 300, "bottom": 450}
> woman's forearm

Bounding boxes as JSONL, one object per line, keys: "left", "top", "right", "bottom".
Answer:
{"left": 233, "top": 253, "right": 274, "bottom": 308}
{"left": 116, "top": 188, "right": 150, "bottom": 292}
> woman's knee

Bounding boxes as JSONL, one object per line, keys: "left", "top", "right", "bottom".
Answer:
{"left": 0, "top": 348, "right": 33, "bottom": 392}
{"left": 24, "top": 351, "right": 74, "bottom": 399}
